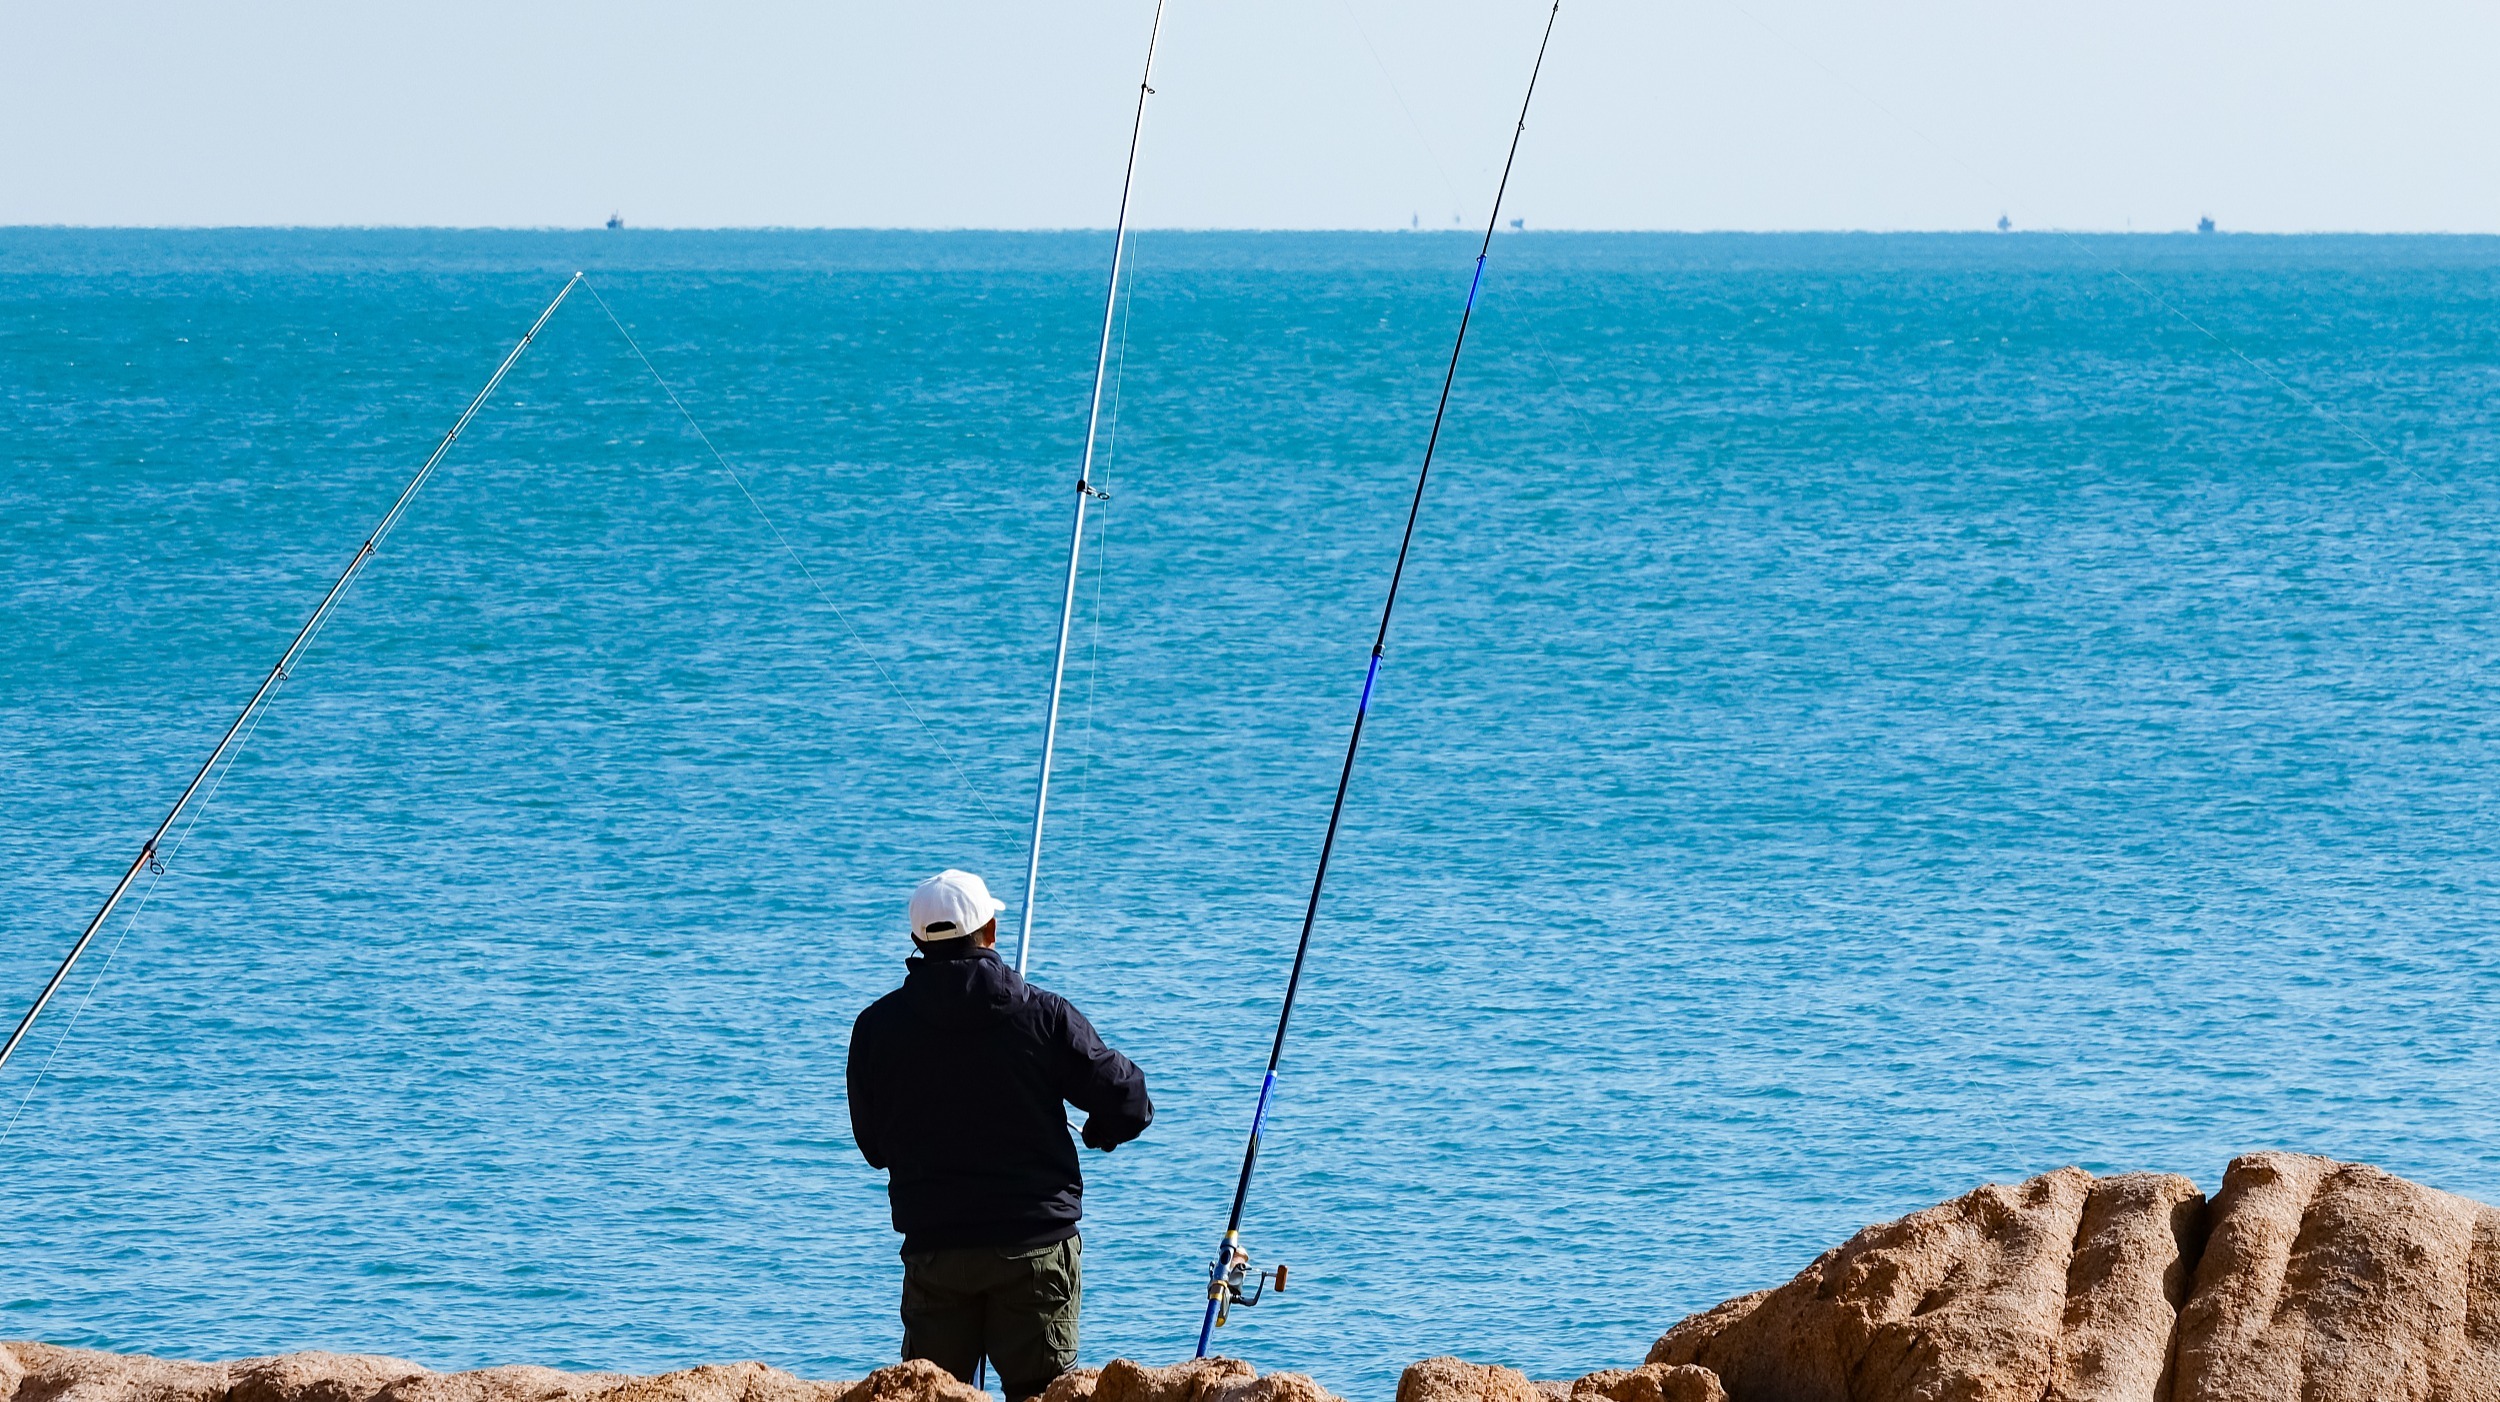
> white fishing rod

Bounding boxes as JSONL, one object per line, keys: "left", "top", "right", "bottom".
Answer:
{"left": 0, "top": 274, "right": 582, "bottom": 1080}
{"left": 1013, "top": 0, "right": 1169, "bottom": 976}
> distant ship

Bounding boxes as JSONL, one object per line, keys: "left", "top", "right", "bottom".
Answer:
{"left": 606, "top": 213, "right": 624, "bottom": 230}
{"left": 2198, "top": 216, "right": 2216, "bottom": 234}
{"left": 1997, "top": 214, "right": 2011, "bottom": 232}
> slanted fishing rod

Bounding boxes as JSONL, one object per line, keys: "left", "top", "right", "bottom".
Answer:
{"left": 0, "top": 273, "right": 582, "bottom": 1081}
{"left": 1192, "top": 0, "right": 1563, "bottom": 1356}
{"left": 1013, "top": 0, "right": 1170, "bottom": 977}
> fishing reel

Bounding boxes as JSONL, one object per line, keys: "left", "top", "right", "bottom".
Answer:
{"left": 1205, "top": 1237, "right": 1287, "bottom": 1329}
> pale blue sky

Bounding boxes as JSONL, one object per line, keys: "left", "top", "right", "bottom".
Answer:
{"left": 3, "top": 1, "right": 2492, "bottom": 232}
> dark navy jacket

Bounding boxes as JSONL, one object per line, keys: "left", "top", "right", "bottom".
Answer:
{"left": 846, "top": 940, "right": 1153, "bottom": 1253}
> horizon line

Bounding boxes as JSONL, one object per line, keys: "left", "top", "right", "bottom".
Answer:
{"left": 7, "top": 222, "right": 2500, "bottom": 239}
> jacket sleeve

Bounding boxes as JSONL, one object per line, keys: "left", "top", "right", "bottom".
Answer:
{"left": 846, "top": 1011, "right": 888, "bottom": 1170}
{"left": 1048, "top": 997, "right": 1153, "bottom": 1151}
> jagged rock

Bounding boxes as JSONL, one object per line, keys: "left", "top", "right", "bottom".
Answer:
{"left": 588, "top": 1363, "right": 848, "bottom": 1402}
{"left": 2052, "top": 1173, "right": 2206, "bottom": 1402}
{"left": 1644, "top": 1154, "right": 2500, "bottom": 1401}
{"left": 1649, "top": 1167, "right": 2208, "bottom": 1402}
{"left": 827, "top": 1362, "right": 982, "bottom": 1402}
{"left": 5, "top": 1344, "right": 233, "bottom": 1402}
{"left": 229, "top": 1353, "right": 429, "bottom": 1402}
{"left": 1566, "top": 1364, "right": 1726, "bottom": 1402}
{"left": 0, "top": 1352, "right": 1325, "bottom": 1402}
{"left": 0, "top": 1349, "right": 914, "bottom": 1402}
{"left": 1395, "top": 1358, "right": 1544, "bottom": 1402}
{"left": 1038, "top": 1369, "right": 1101, "bottom": 1402}
{"left": 1094, "top": 1358, "right": 1338, "bottom": 1402}
{"left": 2172, "top": 1151, "right": 2500, "bottom": 1402}
{"left": 1031, "top": 1361, "right": 1329, "bottom": 1402}
{"left": 1228, "top": 1377, "right": 1335, "bottom": 1402}
{"left": 1221, "top": 1378, "right": 1333, "bottom": 1402}
{"left": 380, "top": 1368, "right": 625, "bottom": 1402}
{"left": 22, "top": 1152, "right": 2500, "bottom": 1402}
{"left": 1091, "top": 1358, "right": 1252, "bottom": 1402}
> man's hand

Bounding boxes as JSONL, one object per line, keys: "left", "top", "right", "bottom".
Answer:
{"left": 1080, "top": 1116, "right": 1121, "bottom": 1152}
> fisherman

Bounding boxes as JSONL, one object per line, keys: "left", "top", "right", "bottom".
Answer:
{"left": 847, "top": 869, "right": 1154, "bottom": 1402}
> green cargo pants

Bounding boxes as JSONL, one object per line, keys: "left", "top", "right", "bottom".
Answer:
{"left": 900, "top": 1236, "right": 1082, "bottom": 1402}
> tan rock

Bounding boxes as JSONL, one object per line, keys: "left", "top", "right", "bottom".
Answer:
{"left": 589, "top": 1363, "right": 784, "bottom": 1402}
{"left": 1636, "top": 1153, "right": 2500, "bottom": 1401}
{"left": 2172, "top": 1151, "right": 2500, "bottom": 1402}
{"left": 2171, "top": 1151, "right": 2334, "bottom": 1402}
{"left": 39, "top": 1149, "right": 2500, "bottom": 1402}
{"left": 829, "top": 1362, "right": 981, "bottom": 1402}
{"left": 1032, "top": 1361, "right": 1328, "bottom": 1402}
{"left": 1394, "top": 1358, "right": 1543, "bottom": 1402}
{"left": 380, "top": 1367, "right": 626, "bottom": 1402}
{"left": 740, "top": 1365, "right": 850, "bottom": 1402}
{"left": 1213, "top": 1376, "right": 1335, "bottom": 1402}
{"left": 1036, "top": 1369, "right": 1099, "bottom": 1402}
{"left": 1645, "top": 1293, "right": 1767, "bottom": 1370}
{"left": 6, "top": 1345, "right": 233, "bottom": 1402}
{"left": 230, "top": 1352, "right": 428, "bottom": 1402}
{"left": 1030, "top": 1369, "right": 1100, "bottom": 1399}
{"left": 1566, "top": 1364, "right": 1725, "bottom": 1402}
{"left": 1089, "top": 1358, "right": 1256, "bottom": 1402}
{"left": 247, "top": 1356, "right": 863, "bottom": 1402}
{"left": 1649, "top": 1166, "right": 2198, "bottom": 1402}
{"left": 1653, "top": 1370, "right": 1725, "bottom": 1402}
{"left": 0, "top": 1351, "right": 1332, "bottom": 1402}
{"left": 2049, "top": 1173, "right": 2206, "bottom": 1402}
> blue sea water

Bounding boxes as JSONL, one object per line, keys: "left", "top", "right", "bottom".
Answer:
{"left": 3, "top": 228, "right": 2499, "bottom": 1400}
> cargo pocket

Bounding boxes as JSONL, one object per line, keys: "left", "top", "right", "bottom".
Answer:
{"left": 1027, "top": 1238, "right": 1083, "bottom": 1372}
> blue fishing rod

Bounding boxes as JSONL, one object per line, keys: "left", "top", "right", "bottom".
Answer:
{"left": 1192, "top": 0, "right": 1564, "bottom": 1356}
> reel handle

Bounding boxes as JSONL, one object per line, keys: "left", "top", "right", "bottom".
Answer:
{"left": 1207, "top": 1238, "right": 1292, "bottom": 1327}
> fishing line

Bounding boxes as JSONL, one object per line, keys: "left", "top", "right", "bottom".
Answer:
{"left": 578, "top": 281, "right": 1011, "bottom": 833}
{"left": 1064, "top": 233, "right": 1147, "bottom": 903}
{"left": 1457, "top": 244, "right": 1608, "bottom": 453}
{"left": 1014, "top": 0, "right": 1170, "bottom": 976}
{"left": 1332, "top": 0, "right": 1467, "bottom": 225}
{"left": 1334, "top": 0, "right": 1607, "bottom": 448}
{"left": 1058, "top": 489, "right": 1114, "bottom": 906}
{"left": 0, "top": 664, "right": 291, "bottom": 1146}
{"left": 1066, "top": 508, "right": 1115, "bottom": 891}
{"left": 1707, "top": 0, "right": 2441, "bottom": 496}
{"left": 1192, "top": 0, "right": 1565, "bottom": 1357}
{"left": 0, "top": 274, "right": 583, "bottom": 1085}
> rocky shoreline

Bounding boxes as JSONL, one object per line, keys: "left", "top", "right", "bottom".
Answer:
{"left": 12, "top": 1151, "right": 2496, "bottom": 1402}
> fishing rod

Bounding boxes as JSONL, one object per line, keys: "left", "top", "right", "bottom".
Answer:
{"left": 0, "top": 273, "right": 582, "bottom": 1081}
{"left": 1013, "top": 0, "right": 1169, "bottom": 977}
{"left": 1192, "top": 0, "right": 1563, "bottom": 1356}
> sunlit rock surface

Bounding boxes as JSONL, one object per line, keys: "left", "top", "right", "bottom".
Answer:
{"left": 0, "top": 1349, "right": 1339, "bottom": 1402}
{"left": 1638, "top": 1152, "right": 2500, "bottom": 1402}
{"left": 15, "top": 1154, "right": 2500, "bottom": 1402}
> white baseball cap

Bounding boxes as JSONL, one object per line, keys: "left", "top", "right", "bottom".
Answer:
{"left": 909, "top": 869, "right": 1007, "bottom": 943}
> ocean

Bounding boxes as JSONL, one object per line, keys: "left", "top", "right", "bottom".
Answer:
{"left": 3, "top": 228, "right": 2497, "bottom": 1400}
